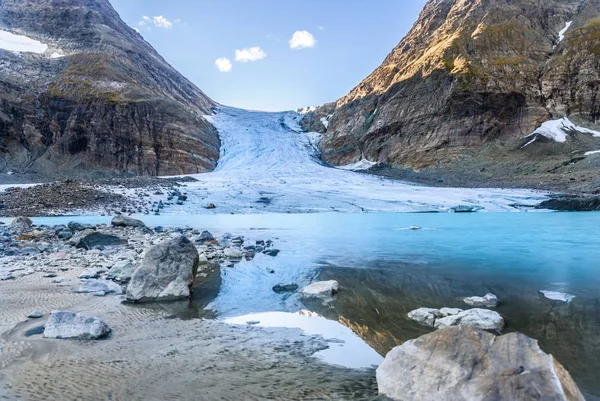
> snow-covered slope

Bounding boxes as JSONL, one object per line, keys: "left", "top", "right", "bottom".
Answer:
{"left": 157, "top": 106, "right": 546, "bottom": 213}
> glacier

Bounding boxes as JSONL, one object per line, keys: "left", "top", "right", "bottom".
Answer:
{"left": 157, "top": 106, "right": 546, "bottom": 214}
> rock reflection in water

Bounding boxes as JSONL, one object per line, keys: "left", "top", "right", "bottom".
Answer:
{"left": 307, "top": 261, "right": 600, "bottom": 399}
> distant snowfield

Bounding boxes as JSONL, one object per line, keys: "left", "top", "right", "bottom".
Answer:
{"left": 157, "top": 106, "right": 546, "bottom": 214}
{"left": 0, "top": 29, "right": 47, "bottom": 54}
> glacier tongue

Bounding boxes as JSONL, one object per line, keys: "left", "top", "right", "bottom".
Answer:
{"left": 164, "top": 106, "right": 546, "bottom": 214}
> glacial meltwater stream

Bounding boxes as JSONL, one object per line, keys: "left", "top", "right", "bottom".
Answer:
{"left": 25, "top": 211, "right": 600, "bottom": 398}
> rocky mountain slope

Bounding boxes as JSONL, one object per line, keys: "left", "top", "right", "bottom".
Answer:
{"left": 0, "top": 0, "right": 219, "bottom": 178}
{"left": 305, "top": 0, "right": 600, "bottom": 192}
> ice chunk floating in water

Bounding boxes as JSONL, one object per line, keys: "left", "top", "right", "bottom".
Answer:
{"left": 160, "top": 106, "right": 546, "bottom": 214}
{"left": 225, "top": 311, "right": 383, "bottom": 369}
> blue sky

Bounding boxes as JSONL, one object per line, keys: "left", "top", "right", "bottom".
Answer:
{"left": 109, "top": 0, "right": 428, "bottom": 111}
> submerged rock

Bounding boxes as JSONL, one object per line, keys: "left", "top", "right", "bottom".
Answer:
{"left": 301, "top": 280, "right": 339, "bottom": 297}
{"left": 272, "top": 283, "right": 299, "bottom": 293}
{"left": 376, "top": 326, "right": 584, "bottom": 401}
{"left": 539, "top": 290, "right": 575, "bottom": 303}
{"left": 111, "top": 215, "right": 146, "bottom": 228}
{"left": 126, "top": 236, "right": 199, "bottom": 302}
{"left": 43, "top": 311, "right": 111, "bottom": 340}
{"left": 463, "top": 293, "right": 498, "bottom": 308}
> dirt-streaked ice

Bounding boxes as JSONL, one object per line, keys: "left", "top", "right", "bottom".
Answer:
{"left": 160, "top": 106, "right": 545, "bottom": 214}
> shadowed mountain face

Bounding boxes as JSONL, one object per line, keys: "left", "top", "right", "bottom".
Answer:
{"left": 0, "top": 0, "right": 219, "bottom": 178}
{"left": 306, "top": 0, "right": 600, "bottom": 192}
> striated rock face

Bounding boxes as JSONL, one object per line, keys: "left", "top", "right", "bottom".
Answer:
{"left": 309, "top": 0, "right": 600, "bottom": 191}
{"left": 0, "top": 0, "right": 220, "bottom": 178}
{"left": 377, "top": 326, "right": 585, "bottom": 401}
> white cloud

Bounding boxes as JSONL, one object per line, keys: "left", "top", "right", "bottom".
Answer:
{"left": 215, "top": 57, "right": 232, "bottom": 72}
{"left": 138, "top": 15, "right": 176, "bottom": 29}
{"left": 138, "top": 16, "right": 151, "bottom": 27}
{"left": 318, "top": 26, "right": 325, "bottom": 31}
{"left": 152, "top": 16, "right": 172, "bottom": 29}
{"left": 289, "top": 30, "right": 316, "bottom": 49}
{"left": 235, "top": 47, "right": 267, "bottom": 62}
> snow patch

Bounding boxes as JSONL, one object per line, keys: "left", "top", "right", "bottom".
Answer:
{"left": 50, "top": 52, "right": 64, "bottom": 59}
{"left": 585, "top": 150, "right": 600, "bottom": 156}
{"left": 557, "top": 21, "right": 572, "bottom": 44}
{"left": 0, "top": 29, "right": 48, "bottom": 54}
{"left": 225, "top": 311, "right": 383, "bottom": 369}
{"left": 526, "top": 117, "right": 600, "bottom": 143}
{"left": 336, "top": 159, "right": 377, "bottom": 171}
{"left": 539, "top": 290, "right": 575, "bottom": 303}
{"left": 320, "top": 116, "right": 329, "bottom": 129}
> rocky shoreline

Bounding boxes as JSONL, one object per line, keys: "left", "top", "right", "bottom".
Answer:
{"left": 0, "top": 216, "right": 382, "bottom": 399}
{"left": 0, "top": 215, "right": 591, "bottom": 400}
{"left": 0, "top": 176, "right": 199, "bottom": 217}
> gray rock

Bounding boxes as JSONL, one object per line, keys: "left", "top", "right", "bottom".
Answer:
{"left": 77, "top": 279, "right": 123, "bottom": 295}
{"left": 407, "top": 308, "right": 441, "bottom": 327}
{"left": 76, "top": 232, "right": 128, "bottom": 250}
{"left": 20, "top": 247, "right": 40, "bottom": 255}
{"left": 126, "top": 236, "right": 199, "bottom": 302}
{"left": 68, "top": 222, "right": 95, "bottom": 232}
{"left": 376, "top": 326, "right": 585, "bottom": 401}
{"left": 43, "top": 311, "right": 111, "bottom": 340}
{"left": 434, "top": 308, "right": 505, "bottom": 332}
{"left": 57, "top": 230, "right": 74, "bottom": 240}
{"left": 10, "top": 216, "right": 32, "bottom": 234}
{"left": 106, "top": 261, "right": 135, "bottom": 283}
{"left": 198, "top": 230, "right": 215, "bottom": 243}
{"left": 463, "top": 293, "right": 499, "bottom": 308}
{"left": 27, "top": 310, "right": 43, "bottom": 318}
{"left": 111, "top": 215, "right": 146, "bottom": 228}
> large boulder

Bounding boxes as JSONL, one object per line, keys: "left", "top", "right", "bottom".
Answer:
{"left": 300, "top": 280, "right": 339, "bottom": 297}
{"left": 111, "top": 215, "right": 146, "bottom": 228}
{"left": 76, "top": 232, "right": 128, "bottom": 250}
{"left": 126, "top": 236, "right": 199, "bottom": 302}
{"left": 10, "top": 216, "right": 32, "bottom": 235}
{"left": 376, "top": 326, "right": 584, "bottom": 401}
{"left": 43, "top": 311, "right": 111, "bottom": 339}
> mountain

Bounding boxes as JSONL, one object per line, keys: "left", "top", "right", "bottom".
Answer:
{"left": 0, "top": 0, "right": 219, "bottom": 178}
{"left": 305, "top": 0, "right": 600, "bottom": 192}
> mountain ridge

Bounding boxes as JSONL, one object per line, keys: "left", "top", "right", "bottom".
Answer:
{"left": 304, "top": 0, "right": 600, "bottom": 193}
{"left": 0, "top": 0, "right": 219, "bottom": 178}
